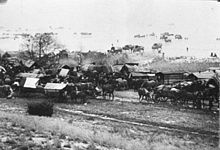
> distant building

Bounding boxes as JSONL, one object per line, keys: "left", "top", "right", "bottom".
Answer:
{"left": 156, "top": 72, "right": 185, "bottom": 84}
{"left": 208, "top": 67, "right": 220, "bottom": 73}
{"left": 187, "top": 71, "right": 215, "bottom": 81}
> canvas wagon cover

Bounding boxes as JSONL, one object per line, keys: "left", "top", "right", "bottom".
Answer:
{"left": 20, "top": 77, "right": 39, "bottom": 88}
{"left": 17, "top": 73, "right": 44, "bottom": 78}
{"left": 44, "top": 83, "right": 67, "bottom": 90}
{"left": 59, "top": 69, "right": 69, "bottom": 77}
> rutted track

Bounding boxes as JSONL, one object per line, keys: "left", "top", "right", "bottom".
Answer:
{"left": 55, "top": 107, "right": 219, "bottom": 139}
{"left": 0, "top": 98, "right": 218, "bottom": 140}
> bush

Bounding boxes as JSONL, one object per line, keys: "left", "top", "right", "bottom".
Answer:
{"left": 27, "top": 101, "right": 54, "bottom": 117}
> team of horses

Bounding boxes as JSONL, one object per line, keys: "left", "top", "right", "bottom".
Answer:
{"left": 137, "top": 79, "right": 219, "bottom": 110}
{"left": 60, "top": 73, "right": 219, "bottom": 111}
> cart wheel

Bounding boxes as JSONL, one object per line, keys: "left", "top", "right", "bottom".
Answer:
{"left": 160, "top": 97, "right": 168, "bottom": 102}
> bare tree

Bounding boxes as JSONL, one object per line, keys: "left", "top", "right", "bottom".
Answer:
{"left": 19, "top": 32, "right": 64, "bottom": 62}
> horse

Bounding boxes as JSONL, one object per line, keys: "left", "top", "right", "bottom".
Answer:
{"left": 130, "top": 79, "right": 148, "bottom": 91}
{"left": 141, "top": 80, "right": 159, "bottom": 91}
{"left": 153, "top": 84, "right": 172, "bottom": 103}
{"left": 115, "top": 78, "right": 128, "bottom": 90}
{"left": 102, "top": 84, "right": 115, "bottom": 100}
{"left": 66, "top": 83, "right": 87, "bottom": 104}
{"left": 202, "top": 78, "right": 219, "bottom": 110}
{"left": 138, "top": 88, "right": 153, "bottom": 102}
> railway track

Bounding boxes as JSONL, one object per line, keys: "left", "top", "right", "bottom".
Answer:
{"left": 55, "top": 107, "right": 219, "bottom": 139}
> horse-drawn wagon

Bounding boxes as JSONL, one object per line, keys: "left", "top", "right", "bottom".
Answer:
{"left": 44, "top": 83, "right": 68, "bottom": 101}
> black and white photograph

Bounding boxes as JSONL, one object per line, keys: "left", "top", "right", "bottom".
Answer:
{"left": 0, "top": 0, "right": 219, "bottom": 149}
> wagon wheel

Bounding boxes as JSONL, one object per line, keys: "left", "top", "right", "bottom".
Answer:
{"left": 152, "top": 95, "right": 160, "bottom": 103}
{"left": 160, "top": 97, "right": 168, "bottom": 102}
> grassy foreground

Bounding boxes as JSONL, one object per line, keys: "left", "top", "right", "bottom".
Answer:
{"left": 0, "top": 111, "right": 154, "bottom": 150}
{"left": 0, "top": 110, "right": 218, "bottom": 150}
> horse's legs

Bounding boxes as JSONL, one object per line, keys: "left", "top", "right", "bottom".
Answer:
{"left": 209, "top": 97, "right": 214, "bottom": 110}
{"left": 102, "top": 92, "right": 105, "bottom": 99}
{"left": 109, "top": 93, "right": 111, "bottom": 100}
{"left": 202, "top": 98, "right": 205, "bottom": 108}
{"left": 139, "top": 95, "right": 142, "bottom": 102}
{"left": 138, "top": 92, "right": 142, "bottom": 101}
{"left": 197, "top": 98, "right": 202, "bottom": 109}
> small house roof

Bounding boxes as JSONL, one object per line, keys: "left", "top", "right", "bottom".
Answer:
{"left": 112, "top": 65, "right": 124, "bottom": 73}
{"left": 135, "top": 67, "right": 151, "bottom": 73}
{"left": 6, "top": 57, "right": 21, "bottom": 66}
{"left": 208, "top": 67, "right": 220, "bottom": 71}
{"left": 23, "top": 60, "right": 36, "bottom": 68}
{"left": 122, "top": 64, "right": 138, "bottom": 72}
{"left": 131, "top": 72, "right": 148, "bottom": 77}
{"left": 190, "top": 71, "right": 215, "bottom": 79}
{"left": 87, "top": 65, "right": 112, "bottom": 73}
{"left": 81, "top": 64, "right": 94, "bottom": 71}
{"left": 49, "top": 63, "right": 76, "bottom": 70}
{"left": 156, "top": 71, "right": 185, "bottom": 75}
{"left": 125, "top": 63, "right": 139, "bottom": 66}
{"left": 17, "top": 73, "right": 44, "bottom": 78}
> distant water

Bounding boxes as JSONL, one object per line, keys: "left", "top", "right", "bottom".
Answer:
{"left": 0, "top": 33, "right": 219, "bottom": 58}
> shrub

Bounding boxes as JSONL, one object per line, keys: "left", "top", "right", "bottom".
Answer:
{"left": 27, "top": 101, "right": 54, "bottom": 117}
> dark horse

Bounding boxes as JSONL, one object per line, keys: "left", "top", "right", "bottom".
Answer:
{"left": 66, "top": 83, "right": 87, "bottom": 104}
{"left": 141, "top": 80, "right": 159, "bottom": 91}
{"left": 99, "top": 76, "right": 117, "bottom": 100}
{"left": 138, "top": 88, "right": 153, "bottom": 102}
{"left": 102, "top": 83, "right": 115, "bottom": 100}
{"left": 204, "top": 77, "right": 219, "bottom": 109}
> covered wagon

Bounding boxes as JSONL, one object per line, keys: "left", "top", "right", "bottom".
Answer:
{"left": 17, "top": 77, "right": 44, "bottom": 97}
{"left": 44, "top": 83, "right": 68, "bottom": 101}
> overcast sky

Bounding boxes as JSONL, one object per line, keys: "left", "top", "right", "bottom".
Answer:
{"left": 0, "top": 0, "right": 219, "bottom": 35}
{"left": 0, "top": 0, "right": 220, "bottom": 53}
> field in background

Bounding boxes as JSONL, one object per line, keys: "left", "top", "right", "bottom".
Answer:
{"left": 98, "top": 51, "right": 220, "bottom": 72}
